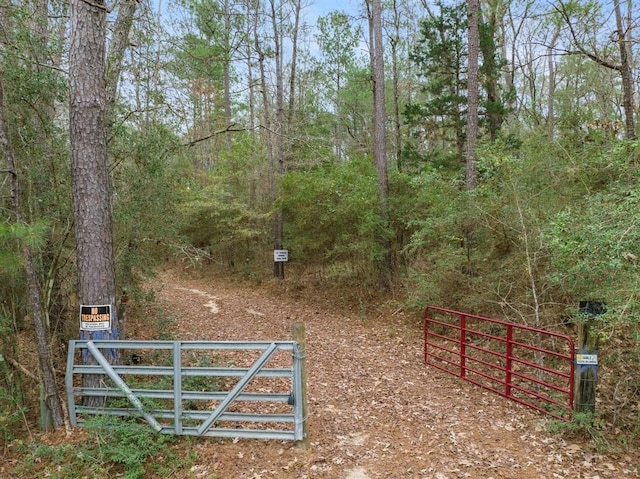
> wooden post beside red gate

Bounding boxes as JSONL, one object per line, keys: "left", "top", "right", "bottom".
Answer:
{"left": 574, "top": 313, "right": 600, "bottom": 414}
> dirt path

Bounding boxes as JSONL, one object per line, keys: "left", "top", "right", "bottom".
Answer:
{"left": 140, "top": 269, "right": 638, "bottom": 479}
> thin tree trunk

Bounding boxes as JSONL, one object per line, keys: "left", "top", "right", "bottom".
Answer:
{"left": 371, "top": 0, "right": 392, "bottom": 288}
{"left": 224, "top": 0, "right": 232, "bottom": 152}
{"left": 390, "top": 0, "right": 403, "bottom": 171}
{"left": 465, "top": 0, "right": 480, "bottom": 190}
{"left": 559, "top": 0, "right": 635, "bottom": 139}
{"left": 253, "top": 3, "right": 278, "bottom": 277}
{"left": 270, "top": 0, "right": 285, "bottom": 279}
{"left": 547, "top": 28, "right": 560, "bottom": 141}
{"left": 106, "top": 0, "right": 138, "bottom": 337}
{"left": 613, "top": 0, "right": 636, "bottom": 140}
{"left": 246, "top": 0, "right": 256, "bottom": 131}
{"left": 287, "top": 0, "right": 301, "bottom": 133}
{"left": 0, "top": 81, "right": 65, "bottom": 430}
{"left": 106, "top": 0, "right": 138, "bottom": 108}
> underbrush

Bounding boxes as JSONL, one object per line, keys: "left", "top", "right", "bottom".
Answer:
{"left": 548, "top": 412, "right": 611, "bottom": 451}
{"left": 16, "top": 415, "right": 198, "bottom": 479}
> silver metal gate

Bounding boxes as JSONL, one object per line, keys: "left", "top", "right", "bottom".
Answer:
{"left": 66, "top": 339, "right": 306, "bottom": 441}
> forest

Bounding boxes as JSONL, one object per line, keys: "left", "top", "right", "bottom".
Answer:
{"left": 1, "top": 0, "right": 640, "bottom": 465}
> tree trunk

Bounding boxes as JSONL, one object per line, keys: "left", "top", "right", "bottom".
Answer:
{"left": 106, "top": 0, "right": 137, "bottom": 337}
{"left": 106, "top": 0, "right": 138, "bottom": 108}
{"left": 371, "top": 0, "right": 392, "bottom": 288}
{"left": 465, "top": 0, "right": 480, "bottom": 191}
{"left": 223, "top": 0, "right": 232, "bottom": 152}
{"left": 613, "top": 0, "right": 636, "bottom": 140}
{"left": 69, "top": 0, "right": 119, "bottom": 406}
{"left": 0, "top": 81, "right": 65, "bottom": 430}
{"left": 287, "top": 0, "right": 301, "bottom": 135}
{"left": 268, "top": 0, "right": 285, "bottom": 279}
{"left": 253, "top": 3, "right": 278, "bottom": 277}
{"left": 559, "top": 0, "right": 636, "bottom": 140}
{"left": 546, "top": 28, "right": 560, "bottom": 141}
{"left": 390, "top": 0, "right": 403, "bottom": 171}
{"left": 246, "top": 0, "right": 256, "bottom": 131}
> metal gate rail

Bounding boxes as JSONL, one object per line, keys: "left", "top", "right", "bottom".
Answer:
{"left": 66, "top": 340, "right": 305, "bottom": 440}
{"left": 424, "top": 306, "right": 575, "bottom": 420}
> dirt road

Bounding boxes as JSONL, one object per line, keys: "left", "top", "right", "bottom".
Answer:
{"left": 140, "top": 269, "right": 638, "bottom": 479}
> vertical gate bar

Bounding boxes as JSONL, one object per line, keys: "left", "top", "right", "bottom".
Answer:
{"left": 65, "top": 341, "right": 79, "bottom": 426}
{"left": 292, "top": 343, "right": 304, "bottom": 442}
{"left": 85, "top": 341, "right": 163, "bottom": 432}
{"left": 423, "top": 309, "right": 429, "bottom": 363}
{"left": 292, "top": 324, "right": 309, "bottom": 447}
{"left": 505, "top": 324, "right": 513, "bottom": 399}
{"left": 569, "top": 341, "right": 576, "bottom": 415}
{"left": 173, "top": 341, "right": 182, "bottom": 435}
{"left": 459, "top": 314, "right": 466, "bottom": 378}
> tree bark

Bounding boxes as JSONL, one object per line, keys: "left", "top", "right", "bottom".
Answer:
{"left": 105, "top": 0, "right": 138, "bottom": 336}
{"left": 69, "top": 0, "right": 119, "bottom": 407}
{"left": 546, "top": 27, "right": 560, "bottom": 141}
{"left": 370, "top": 0, "right": 392, "bottom": 288}
{"left": 223, "top": 0, "right": 232, "bottom": 152}
{"left": 613, "top": 0, "right": 636, "bottom": 140}
{"left": 106, "top": 0, "right": 138, "bottom": 108}
{"left": 390, "top": 0, "right": 403, "bottom": 171}
{"left": 269, "top": 0, "right": 285, "bottom": 279}
{"left": 465, "top": 0, "right": 480, "bottom": 190}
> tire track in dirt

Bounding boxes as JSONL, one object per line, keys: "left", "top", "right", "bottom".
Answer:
{"left": 148, "top": 270, "right": 638, "bottom": 479}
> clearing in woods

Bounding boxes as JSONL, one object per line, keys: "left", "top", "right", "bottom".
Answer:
{"left": 129, "top": 269, "right": 637, "bottom": 479}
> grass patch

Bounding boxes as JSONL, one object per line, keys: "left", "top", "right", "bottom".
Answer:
{"left": 17, "top": 415, "right": 198, "bottom": 479}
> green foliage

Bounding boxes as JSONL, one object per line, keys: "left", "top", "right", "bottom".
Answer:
{"left": 0, "top": 228, "right": 22, "bottom": 278}
{"left": 548, "top": 412, "right": 609, "bottom": 450}
{"left": 86, "top": 416, "right": 176, "bottom": 479}
{"left": 170, "top": 0, "right": 227, "bottom": 94}
{"left": 400, "top": 168, "right": 478, "bottom": 311}
{"left": 0, "top": 219, "right": 50, "bottom": 250}
{"left": 545, "top": 142, "right": 640, "bottom": 317}
{"left": 0, "top": 380, "right": 26, "bottom": 445}
{"left": 279, "top": 157, "right": 390, "bottom": 283}
{"left": 406, "top": 0, "right": 467, "bottom": 166}
{"left": 317, "top": 11, "right": 363, "bottom": 92}
{"left": 18, "top": 416, "right": 195, "bottom": 479}
{"left": 111, "top": 123, "right": 185, "bottom": 274}
{"left": 405, "top": 0, "right": 508, "bottom": 168}
{"left": 478, "top": 20, "right": 509, "bottom": 139}
{"left": 179, "top": 180, "right": 270, "bottom": 268}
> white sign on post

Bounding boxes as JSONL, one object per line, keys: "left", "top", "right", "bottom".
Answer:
{"left": 274, "top": 249, "right": 289, "bottom": 262}
{"left": 576, "top": 354, "right": 598, "bottom": 365}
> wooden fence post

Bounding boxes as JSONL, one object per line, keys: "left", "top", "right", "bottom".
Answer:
{"left": 574, "top": 302, "right": 602, "bottom": 414}
{"left": 292, "top": 322, "right": 309, "bottom": 449}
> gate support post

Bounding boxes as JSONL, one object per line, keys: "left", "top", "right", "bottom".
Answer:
{"left": 574, "top": 317, "right": 599, "bottom": 414}
{"left": 292, "top": 322, "right": 309, "bottom": 449}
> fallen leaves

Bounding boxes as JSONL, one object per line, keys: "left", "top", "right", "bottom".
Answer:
{"left": 127, "top": 269, "right": 640, "bottom": 479}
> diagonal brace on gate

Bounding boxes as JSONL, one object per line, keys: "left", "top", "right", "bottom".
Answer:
{"left": 86, "top": 341, "right": 163, "bottom": 432}
{"left": 196, "top": 342, "right": 278, "bottom": 436}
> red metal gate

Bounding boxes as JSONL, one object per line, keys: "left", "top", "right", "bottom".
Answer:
{"left": 424, "top": 306, "right": 575, "bottom": 420}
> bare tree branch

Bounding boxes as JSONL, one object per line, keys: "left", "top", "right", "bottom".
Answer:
{"left": 554, "top": 2, "right": 622, "bottom": 72}
{"left": 184, "top": 123, "right": 245, "bottom": 146}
